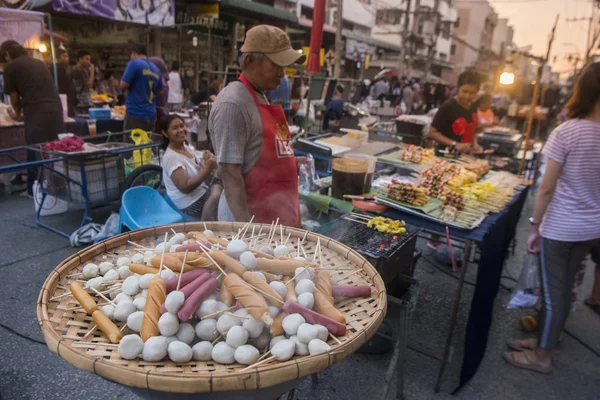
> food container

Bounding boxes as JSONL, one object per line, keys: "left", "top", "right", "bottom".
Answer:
{"left": 331, "top": 158, "right": 368, "bottom": 199}
{"left": 344, "top": 153, "right": 377, "bottom": 193}
{"left": 88, "top": 108, "right": 111, "bottom": 120}
{"left": 341, "top": 130, "right": 368, "bottom": 148}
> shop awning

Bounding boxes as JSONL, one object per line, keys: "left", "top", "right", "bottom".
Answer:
{"left": 343, "top": 29, "right": 401, "bottom": 52}
{"left": 220, "top": 0, "right": 298, "bottom": 25}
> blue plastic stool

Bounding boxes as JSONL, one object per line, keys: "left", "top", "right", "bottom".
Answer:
{"left": 164, "top": 193, "right": 198, "bottom": 222}
{"left": 119, "top": 187, "right": 183, "bottom": 232}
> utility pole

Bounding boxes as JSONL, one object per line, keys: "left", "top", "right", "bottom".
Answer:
{"left": 398, "top": 0, "right": 412, "bottom": 76}
{"left": 334, "top": 0, "right": 344, "bottom": 78}
{"left": 423, "top": 0, "right": 441, "bottom": 81}
{"left": 407, "top": 0, "right": 421, "bottom": 77}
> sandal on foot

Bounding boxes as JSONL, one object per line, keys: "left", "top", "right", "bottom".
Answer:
{"left": 507, "top": 338, "right": 537, "bottom": 352}
{"left": 503, "top": 350, "right": 551, "bottom": 374}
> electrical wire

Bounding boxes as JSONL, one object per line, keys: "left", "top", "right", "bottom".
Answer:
{"left": 0, "top": 322, "right": 46, "bottom": 345}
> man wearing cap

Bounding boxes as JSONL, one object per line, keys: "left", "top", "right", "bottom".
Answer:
{"left": 209, "top": 25, "right": 305, "bottom": 227}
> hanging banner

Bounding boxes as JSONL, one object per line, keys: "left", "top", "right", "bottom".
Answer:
{"left": 52, "top": 0, "right": 175, "bottom": 27}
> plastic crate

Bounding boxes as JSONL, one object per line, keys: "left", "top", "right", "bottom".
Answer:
{"left": 60, "top": 155, "right": 124, "bottom": 204}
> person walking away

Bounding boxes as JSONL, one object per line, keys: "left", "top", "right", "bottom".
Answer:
{"left": 266, "top": 74, "right": 292, "bottom": 123}
{"left": 209, "top": 25, "right": 306, "bottom": 227}
{"left": 120, "top": 44, "right": 164, "bottom": 132}
{"left": 71, "top": 50, "right": 94, "bottom": 115}
{"left": 504, "top": 63, "right": 600, "bottom": 373}
{"left": 52, "top": 48, "right": 76, "bottom": 117}
{"left": 168, "top": 61, "right": 185, "bottom": 112}
{"left": 1, "top": 40, "right": 65, "bottom": 196}
{"left": 371, "top": 78, "right": 389, "bottom": 106}
{"left": 149, "top": 57, "right": 169, "bottom": 133}
{"left": 401, "top": 80, "right": 414, "bottom": 114}
{"left": 322, "top": 85, "right": 345, "bottom": 131}
{"left": 428, "top": 70, "right": 483, "bottom": 154}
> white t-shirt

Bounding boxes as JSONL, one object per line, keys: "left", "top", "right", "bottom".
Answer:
{"left": 168, "top": 71, "right": 183, "bottom": 104}
{"left": 162, "top": 146, "right": 209, "bottom": 209}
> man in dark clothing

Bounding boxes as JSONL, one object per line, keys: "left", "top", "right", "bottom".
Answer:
{"left": 323, "top": 85, "right": 345, "bottom": 130}
{"left": 1, "top": 40, "right": 65, "bottom": 195}
{"left": 52, "top": 48, "right": 76, "bottom": 117}
{"left": 71, "top": 50, "right": 94, "bottom": 115}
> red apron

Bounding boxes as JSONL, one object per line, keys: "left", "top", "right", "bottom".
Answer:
{"left": 239, "top": 74, "right": 301, "bottom": 228}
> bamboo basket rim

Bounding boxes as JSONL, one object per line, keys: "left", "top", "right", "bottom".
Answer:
{"left": 37, "top": 222, "right": 387, "bottom": 393}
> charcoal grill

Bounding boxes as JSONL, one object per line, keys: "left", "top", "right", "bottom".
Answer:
{"left": 318, "top": 215, "right": 421, "bottom": 291}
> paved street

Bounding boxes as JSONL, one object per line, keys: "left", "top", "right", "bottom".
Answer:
{"left": 0, "top": 193, "right": 598, "bottom": 400}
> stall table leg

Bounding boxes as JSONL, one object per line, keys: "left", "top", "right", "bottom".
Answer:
{"left": 434, "top": 240, "right": 472, "bottom": 393}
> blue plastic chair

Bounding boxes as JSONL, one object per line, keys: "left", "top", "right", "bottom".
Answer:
{"left": 119, "top": 187, "right": 183, "bottom": 232}
{"left": 164, "top": 192, "right": 198, "bottom": 222}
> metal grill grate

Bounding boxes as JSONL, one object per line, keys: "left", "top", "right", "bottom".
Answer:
{"left": 318, "top": 216, "right": 419, "bottom": 260}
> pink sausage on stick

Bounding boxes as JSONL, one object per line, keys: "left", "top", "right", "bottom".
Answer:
{"left": 177, "top": 277, "right": 219, "bottom": 321}
{"left": 283, "top": 301, "right": 346, "bottom": 336}
{"left": 160, "top": 273, "right": 211, "bottom": 314}
{"left": 165, "top": 269, "right": 209, "bottom": 293}
{"left": 331, "top": 285, "right": 372, "bottom": 298}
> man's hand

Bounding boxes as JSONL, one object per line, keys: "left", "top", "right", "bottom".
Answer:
{"left": 455, "top": 142, "right": 471, "bottom": 153}
{"left": 471, "top": 143, "right": 484, "bottom": 154}
{"left": 7, "top": 107, "right": 23, "bottom": 122}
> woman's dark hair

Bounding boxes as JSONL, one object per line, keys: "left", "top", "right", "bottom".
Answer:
{"left": 210, "top": 78, "right": 224, "bottom": 93}
{"left": 566, "top": 62, "right": 600, "bottom": 119}
{"left": 478, "top": 93, "right": 493, "bottom": 105}
{"left": 457, "top": 70, "right": 481, "bottom": 89}
{"left": 77, "top": 50, "right": 90, "bottom": 60}
{"left": 159, "top": 114, "right": 185, "bottom": 150}
{"left": 171, "top": 61, "right": 180, "bottom": 70}
{"left": 0, "top": 40, "right": 27, "bottom": 62}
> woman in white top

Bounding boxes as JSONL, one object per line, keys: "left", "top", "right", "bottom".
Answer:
{"left": 160, "top": 115, "right": 222, "bottom": 220}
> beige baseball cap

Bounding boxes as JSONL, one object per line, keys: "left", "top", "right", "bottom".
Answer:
{"left": 241, "top": 25, "right": 306, "bottom": 67}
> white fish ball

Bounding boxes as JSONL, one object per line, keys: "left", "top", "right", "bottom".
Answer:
{"left": 242, "top": 316, "right": 264, "bottom": 339}
{"left": 122, "top": 276, "right": 141, "bottom": 296}
{"left": 98, "top": 262, "right": 115, "bottom": 276}
{"left": 270, "top": 335, "right": 286, "bottom": 350}
{"left": 197, "top": 299, "right": 218, "bottom": 319}
{"left": 168, "top": 341, "right": 193, "bottom": 363}
{"left": 168, "top": 233, "right": 186, "bottom": 245}
{"left": 297, "top": 323, "right": 319, "bottom": 344}
{"left": 114, "top": 293, "right": 132, "bottom": 305}
{"left": 168, "top": 245, "right": 179, "bottom": 253}
{"left": 116, "top": 257, "right": 131, "bottom": 267}
{"left": 154, "top": 243, "right": 168, "bottom": 256}
{"left": 282, "top": 314, "right": 305, "bottom": 336}
{"left": 211, "top": 342, "right": 235, "bottom": 364}
{"left": 114, "top": 300, "right": 136, "bottom": 322}
{"left": 103, "top": 269, "right": 119, "bottom": 282}
{"left": 239, "top": 251, "right": 257, "bottom": 270}
{"left": 215, "top": 301, "right": 228, "bottom": 312}
{"left": 131, "top": 253, "right": 145, "bottom": 264}
{"left": 195, "top": 319, "right": 218, "bottom": 341}
{"left": 84, "top": 277, "right": 103, "bottom": 291}
{"left": 165, "top": 291, "right": 185, "bottom": 314}
{"left": 118, "top": 334, "right": 144, "bottom": 360}
{"left": 234, "top": 308, "right": 249, "bottom": 318}
{"left": 269, "top": 281, "right": 287, "bottom": 299}
{"left": 271, "top": 339, "right": 296, "bottom": 361}
{"left": 269, "top": 306, "right": 280, "bottom": 318}
{"left": 82, "top": 263, "right": 99, "bottom": 279}
{"left": 101, "top": 304, "right": 115, "bottom": 319}
{"left": 203, "top": 229, "right": 214, "bottom": 237}
{"left": 227, "top": 239, "right": 247, "bottom": 260}
{"left": 234, "top": 344, "right": 260, "bottom": 365}
{"left": 314, "top": 324, "right": 328, "bottom": 342}
{"left": 205, "top": 293, "right": 218, "bottom": 302}
{"left": 273, "top": 245, "right": 290, "bottom": 257}
{"left": 133, "top": 297, "right": 146, "bottom": 311}
{"left": 295, "top": 279, "right": 315, "bottom": 296}
{"left": 142, "top": 336, "right": 168, "bottom": 362}
{"left": 259, "top": 245, "right": 273, "bottom": 256}
{"left": 308, "top": 339, "right": 331, "bottom": 355}
{"left": 164, "top": 336, "right": 178, "bottom": 345}
{"left": 127, "top": 311, "right": 144, "bottom": 332}
{"left": 118, "top": 266, "right": 133, "bottom": 280}
{"left": 253, "top": 271, "right": 267, "bottom": 282}
{"left": 160, "top": 269, "right": 176, "bottom": 281}
{"left": 158, "top": 312, "right": 180, "bottom": 337}
{"left": 192, "top": 341, "right": 214, "bottom": 361}
{"left": 139, "top": 274, "right": 155, "bottom": 289}
{"left": 139, "top": 289, "right": 148, "bottom": 298}
{"left": 144, "top": 250, "right": 154, "bottom": 258}
{"left": 226, "top": 325, "right": 249, "bottom": 348}
{"left": 176, "top": 322, "right": 195, "bottom": 345}
{"left": 144, "top": 257, "right": 153, "bottom": 266}
{"left": 297, "top": 292, "right": 314, "bottom": 310}
{"left": 294, "top": 267, "right": 314, "bottom": 282}
{"left": 290, "top": 335, "right": 309, "bottom": 356}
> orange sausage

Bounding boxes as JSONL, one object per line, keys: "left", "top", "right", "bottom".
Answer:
{"left": 242, "top": 271, "right": 284, "bottom": 306}
{"left": 209, "top": 250, "right": 246, "bottom": 276}
{"left": 129, "top": 263, "right": 160, "bottom": 275}
{"left": 256, "top": 258, "right": 308, "bottom": 276}
{"left": 283, "top": 276, "right": 298, "bottom": 303}
{"left": 220, "top": 280, "right": 234, "bottom": 306}
{"left": 140, "top": 277, "right": 166, "bottom": 342}
{"left": 315, "top": 270, "right": 333, "bottom": 302}
{"left": 223, "top": 273, "right": 271, "bottom": 324}
{"left": 69, "top": 281, "right": 98, "bottom": 314}
{"left": 92, "top": 310, "right": 122, "bottom": 344}
{"left": 314, "top": 288, "right": 346, "bottom": 325}
{"left": 269, "top": 312, "right": 287, "bottom": 336}
{"left": 151, "top": 254, "right": 197, "bottom": 272}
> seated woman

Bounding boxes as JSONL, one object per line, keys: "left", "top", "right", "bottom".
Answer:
{"left": 477, "top": 93, "right": 501, "bottom": 128}
{"left": 159, "top": 115, "right": 222, "bottom": 220}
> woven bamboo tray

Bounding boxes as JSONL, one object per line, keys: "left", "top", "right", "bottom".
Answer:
{"left": 37, "top": 222, "right": 387, "bottom": 393}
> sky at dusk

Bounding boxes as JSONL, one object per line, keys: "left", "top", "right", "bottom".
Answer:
{"left": 490, "top": 0, "right": 596, "bottom": 74}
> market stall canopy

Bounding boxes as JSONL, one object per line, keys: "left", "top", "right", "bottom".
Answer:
{"left": 307, "top": 0, "right": 326, "bottom": 73}
{"left": 0, "top": 8, "right": 44, "bottom": 50}
{"left": 51, "top": 0, "right": 175, "bottom": 26}
{"left": 44, "top": 28, "right": 68, "bottom": 43}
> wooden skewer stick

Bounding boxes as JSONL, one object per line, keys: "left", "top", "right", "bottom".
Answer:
{"left": 240, "top": 215, "right": 255, "bottom": 240}
{"left": 338, "top": 269, "right": 362, "bottom": 281}
{"left": 283, "top": 233, "right": 291, "bottom": 246}
{"left": 329, "top": 332, "right": 343, "bottom": 345}
{"left": 224, "top": 312, "right": 249, "bottom": 320}
{"left": 286, "top": 264, "right": 312, "bottom": 286}
{"left": 249, "top": 226, "right": 256, "bottom": 248}
{"left": 249, "top": 285, "right": 285, "bottom": 305}
{"left": 301, "top": 245, "right": 309, "bottom": 260}
{"left": 67, "top": 272, "right": 84, "bottom": 278}
{"left": 318, "top": 240, "right": 324, "bottom": 267}
{"left": 158, "top": 232, "right": 169, "bottom": 275}
{"left": 72, "top": 341, "right": 119, "bottom": 348}
{"left": 120, "top": 324, "right": 128, "bottom": 332}
{"left": 297, "top": 238, "right": 301, "bottom": 258}
{"left": 198, "top": 244, "right": 227, "bottom": 276}
{"left": 176, "top": 250, "right": 188, "bottom": 292}
{"left": 254, "top": 226, "right": 264, "bottom": 249}
{"left": 128, "top": 241, "right": 149, "bottom": 250}
{"left": 90, "top": 287, "right": 117, "bottom": 307}
{"left": 203, "top": 222, "right": 209, "bottom": 231}
{"left": 201, "top": 305, "right": 237, "bottom": 320}
{"left": 239, "top": 355, "right": 277, "bottom": 372}
{"left": 312, "top": 238, "right": 321, "bottom": 262}
{"left": 211, "top": 335, "right": 223, "bottom": 345}
{"left": 257, "top": 349, "right": 271, "bottom": 362}
{"left": 266, "top": 220, "right": 275, "bottom": 247}
{"left": 50, "top": 291, "right": 72, "bottom": 301}
{"left": 82, "top": 325, "right": 97, "bottom": 339}
{"left": 271, "top": 218, "right": 279, "bottom": 246}
{"left": 171, "top": 228, "right": 177, "bottom": 235}
{"left": 280, "top": 224, "right": 283, "bottom": 247}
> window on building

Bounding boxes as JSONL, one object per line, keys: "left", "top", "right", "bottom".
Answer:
{"left": 441, "top": 22, "right": 451, "bottom": 39}
{"left": 451, "top": 44, "right": 456, "bottom": 55}
{"left": 439, "top": 52, "right": 447, "bottom": 61}
{"left": 454, "top": 17, "right": 460, "bottom": 28}
{"left": 418, "top": 24, "right": 423, "bottom": 35}
{"left": 376, "top": 9, "right": 402, "bottom": 25}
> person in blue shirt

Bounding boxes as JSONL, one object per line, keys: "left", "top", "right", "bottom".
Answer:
{"left": 323, "top": 85, "right": 345, "bottom": 131}
{"left": 120, "top": 44, "right": 164, "bottom": 132}
{"left": 266, "top": 75, "right": 291, "bottom": 122}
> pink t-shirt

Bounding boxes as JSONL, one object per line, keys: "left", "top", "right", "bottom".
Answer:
{"left": 540, "top": 119, "right": 600, "bottom": 241}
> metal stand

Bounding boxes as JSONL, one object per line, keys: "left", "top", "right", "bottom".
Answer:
{"left": 434, "top": 240, "right": 473, "bottom": 393}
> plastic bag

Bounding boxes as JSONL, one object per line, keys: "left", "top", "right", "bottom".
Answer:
{"left": 508, "top": 252, "right": 541, "bottom": 309}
